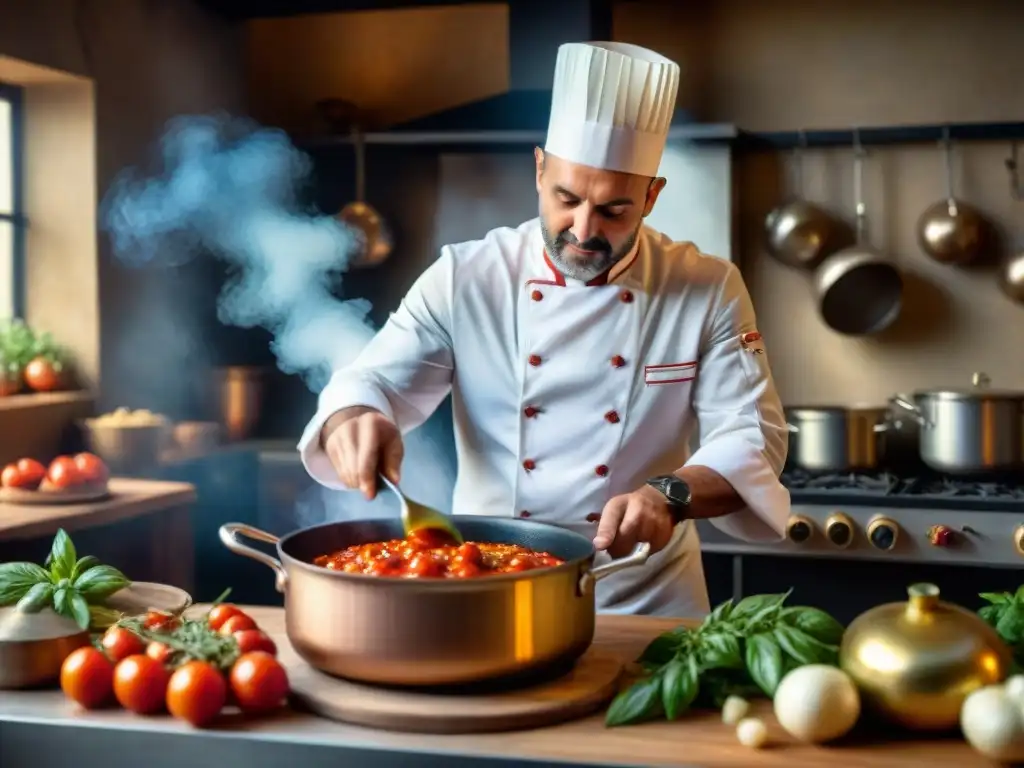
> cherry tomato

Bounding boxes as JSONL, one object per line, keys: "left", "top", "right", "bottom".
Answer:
{"left": 101, "top": 626, "right": 146, "bottom": 663}
{"left": 229, "top": 652, "right": 289, "bottom": 713}
{"left": 206, "top": 604, "right": 242, "bottom": 632}
{"left": 60, "top": 646, "right": 115, "bottom": 709}
{"left": 166, "top": 660, "right": 227, "bottom": 727}
{"left": 1, "top": 458, "right": 46, "bottom": 489}
{"left": 72, "top": 452, "right": 109, "bottom": 484}
{"left": 113, "top": 655, "right": 171, "bottom": 714}
{"left": 406, "top": 553, "right": 444, "bottom": 578}
{"left": 46, "top": 456, "right": 83, "bottom": 489}
{"left": 1, "top": 464, "right": 24, "bottom": 489}
{"left": 146, "top": 642, "right": 173, "bottom": 664}
{"left": 24, "top": 356, "right": 63, "bottom": 392}
{"left": 218, "top": 613, "right": 257, "bottom": 635}
{"left": 143, "top": 611, "right": 181, "bottom": 632}
{"left": 233, "top": 629, "right": 277, "bottom": 656}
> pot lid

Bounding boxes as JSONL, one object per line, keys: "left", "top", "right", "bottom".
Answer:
{"left": 913, "top": 372, "right": 1024, "bottom": 402}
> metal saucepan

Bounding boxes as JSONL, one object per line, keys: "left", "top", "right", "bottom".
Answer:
{"left": 1000, "top": 144, "right": 1024, "bottom": 303}
{"left": 765, "top": 140, "right": 838, "bottom": 269}
{"left": 814, "top": 139, "right": 903, "bottom": 336}
{"left": 0, "top": 607, "right": 89, "bottom": 689}
{"left": 220, "top": 517, "right": 651, "bottom": 686}
{"left": 916, "top": 132, "right": 987, "bottom": 266}
{"left": 338, "top": 122, "right": 393, "bottom": 268}
{"left": 785, "top": 406, "right": 889, "bottom": 472}
{"left": 891, "top": 372, "right": 1024, "bottom": 474}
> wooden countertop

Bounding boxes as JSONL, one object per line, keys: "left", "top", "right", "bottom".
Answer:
{"left": 0, "top": 605, "right": 999, "bottom": 768}
{"left": 0, "top": 478, "right": 197, "bottom": 540}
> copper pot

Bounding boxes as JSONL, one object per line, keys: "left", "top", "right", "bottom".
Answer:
{"left": 214, "top": 366, "right": 266, "bottom": 442}
{"left": 219, "top": 517, "right": 650, "bottom": 686}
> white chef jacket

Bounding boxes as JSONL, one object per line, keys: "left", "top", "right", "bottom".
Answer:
{"left": 298, "top": 218, "right": 790, "bottom": 618}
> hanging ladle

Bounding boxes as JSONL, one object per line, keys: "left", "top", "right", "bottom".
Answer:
{"left": 379, "top": 474, "right": 464, "bottom": 544}
{"left": 337, "top": 122, "right": 393, "bottom": 269}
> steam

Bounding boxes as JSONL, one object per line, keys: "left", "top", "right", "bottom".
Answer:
{"left": 100, "top": 113, "right": 456, "bottom": 520}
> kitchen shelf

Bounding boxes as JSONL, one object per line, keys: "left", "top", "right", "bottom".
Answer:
{"left": 738, "top": 121, "right": 1024, "bottom": 149}
{"left": 300, "top": 123, "right": 739, "bottom": 149}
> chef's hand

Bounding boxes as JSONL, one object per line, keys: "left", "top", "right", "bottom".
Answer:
{"left": 592, "top": 485, "right": 675, "bottom": 559}
{"left": 320, "top": 406, "right": 404, "bottom": 500}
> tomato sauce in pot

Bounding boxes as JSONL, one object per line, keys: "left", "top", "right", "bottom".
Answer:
{"left": 313, "top": 528, "right": 565, "bottom": 578}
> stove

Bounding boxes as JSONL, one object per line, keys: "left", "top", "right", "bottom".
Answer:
{"left": 697, "top": 469, "right": 1024, "bottom": 567}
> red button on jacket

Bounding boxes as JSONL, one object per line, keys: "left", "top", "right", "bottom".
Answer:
{"left": 523, "top": 459, "right": 536, "bottom": 471}
{"left": 610, "top": 355, "right": 626, "bottom": 368}
{"left": 529, "top": 354, "right": 542, "bottom": 367}
{"left": 531, "top": 290, "right": 543, "bottom": 301}
{"left": 620, "top": 290, "right": 634, "bottom": 303}
{"left": 595, "top": 464, "right": 609, "bottom": 477}
{"left": 605, "top": 410, "right": 620, "bottom": 424}
{"left": 524, "top": 406, "right": 539, "bottom": 418}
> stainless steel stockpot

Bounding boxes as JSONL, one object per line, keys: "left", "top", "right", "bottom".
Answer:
{"left": 219, "top": 516, "right": 650, "bottom": 686}
{"left": 785, "top": 405, "right": 889, "bottom": 472}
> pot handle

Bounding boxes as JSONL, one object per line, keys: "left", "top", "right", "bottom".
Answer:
{"left": 889, "top": 395, "right": 932, "bottom": 427}
{"left": 218, "top": 523, "right": 288, "bottom": 593}
{"left": 578, "top": 542, "right": 652, "bottom": 594}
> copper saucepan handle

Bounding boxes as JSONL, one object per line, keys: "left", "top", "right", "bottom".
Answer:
{"left": 219, "top": 523, "right": 288, "bottom": 593}
{"left": 578, "top": 542, "right": 652, "bottom": 594}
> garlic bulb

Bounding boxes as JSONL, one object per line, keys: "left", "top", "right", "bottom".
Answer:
{"left": 773, "top": 664, "right": 861, "bottom": 744}
{"left": 721, "top": 695, "right": 750, "bottom": 725}
{"left": 736, "top": 717, "right": 768, "bottom": 749}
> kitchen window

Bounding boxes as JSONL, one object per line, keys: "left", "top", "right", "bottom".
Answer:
{"left": 0, "top": 82, "right": 24, "bottom": 320}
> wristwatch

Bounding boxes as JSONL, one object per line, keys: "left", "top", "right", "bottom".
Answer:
{"left": 645, "top": 474, "right": 692, "bottom": 525}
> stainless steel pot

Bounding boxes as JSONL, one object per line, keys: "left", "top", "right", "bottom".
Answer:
{"left": 916, "top": 135, "right": 987, "bottom": 266}
{"left": 891, "top": 373, "right": 1024, "bottom": 474}
{"left": 764, "top": 143, "right": 838, "bottom": 270}
{"left": 786, "top": 406, "right": 889, "bottom": 472}
{"left": 219, "top": 517, "right": 651, "bottom": 686}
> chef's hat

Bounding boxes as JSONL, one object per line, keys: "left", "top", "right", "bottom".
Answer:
{"left": 544, "top": 42, "right": 680, "bottom": 178}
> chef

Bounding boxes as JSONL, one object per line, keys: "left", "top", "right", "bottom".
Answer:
{"left": 298, "top": 41, "right": 790, "bottom": 617}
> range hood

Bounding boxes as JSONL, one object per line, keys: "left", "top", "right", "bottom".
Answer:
{"left": 322, "top": 0, "right": 737, "bottom": 147}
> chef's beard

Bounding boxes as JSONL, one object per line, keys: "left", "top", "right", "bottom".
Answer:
{"left": 540, "top": 218, "right": 641, "bottom": 282}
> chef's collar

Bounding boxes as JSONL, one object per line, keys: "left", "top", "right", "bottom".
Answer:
{"left": 535, "top": 239, "right": 641, "bottom": 288}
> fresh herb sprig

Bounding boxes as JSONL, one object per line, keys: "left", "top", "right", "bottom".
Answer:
{"left": 605, "top": 590, "right": 845, "bottom": 727}
{"left": 978, "top": 588, "right": 1024, "bottom": 673}
{"left": 0, "top": 528, "right": 131, "bottom": 630}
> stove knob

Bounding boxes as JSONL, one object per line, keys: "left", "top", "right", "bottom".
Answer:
{"left": 867, "top": 516, "right": 900, "bottom": 551}
{"left": 1014, "top": 526, "right": 1024, "bottom": 556}
{"left": 786, "top": 516, "right": 815, "bottom": 544}
{"left": 928, "top": 524, "right": 956, "bottom": 548}
{"left": 825, "top": 513, "right": 854, "bottom": 549}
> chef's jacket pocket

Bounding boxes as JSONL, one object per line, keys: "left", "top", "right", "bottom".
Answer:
{"left": 644, "top": 361, "right": 698, "bottom": 386}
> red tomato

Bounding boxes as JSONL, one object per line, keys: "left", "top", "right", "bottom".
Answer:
{"left": 101, "top": 627, "right": 146, "bottom": 663}
{"left": 1, "top": 464, "right": 24, "bottom": 489}
{"left": 218, "top": 613, "right": 257, "bottom": 635}
{"left": 8, "top": 458, "right": 46, "bottom": 489}
{"left": 72, "top": 452, "right": 109, "bottom": 484}
{"left": 60, "top": 646, "right": 115, "bottom": 709}
{"left": 229, "top": 652, "right": 289, "bottom": 713}
{"left": 146, "top": 642, "right": 173, "bottom": 664}
{"left": 46, "top": 456, "right": 83, "bottom": 489}
{"left": 113, "top": 655, "right": 171, "bottom": 714}
{"left": 233, "top": 629, "right": 277, "bottom": 656}
{"left": 206, "top": 604, "right": 243, "bottom": 632}
{"left": 166, "top": 661, "right": 227, "bottom": 727}
{"left": 143, "top": 611, "right": 181, "bottom": 632}
{"left": 23, "top": 356, "right": 63, "bottom": 392}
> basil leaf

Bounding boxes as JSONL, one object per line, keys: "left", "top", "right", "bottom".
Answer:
{"left": 52, "top": 586, "right": 69, "bottom": 617}
{"left": 73, "top": 565, "right": 130, "bottom": 600}
{"left": 1015, "top": 586, "right": 1024, "bottom": 603}
{"left": 71, "top": 556, "right": 101, "bottom": 582}
{"left": 732, "top": 591, "right": 792, "bottom": 619}
{"left": 774, "top": 625, "right": 822, "bottom": 665}
{"left": 700, "top": 632, "right": 744, "bottom": 670}
{"left": 979, "top": 604, "right": 1005, "bottom": 626}
{"left": 745, "top": 632, "right": 784, "bottom": 696}
{"left": 637, "top": 631, "right": 684, "bottom": 667}
{"left": 782, "top": 607, "right": 845, "bottom": 646}
{"left": 69, "top": 591, "right": 91, "bottom": 630}
{"left": 706, "top": 599, "right": 733, "bottom": 626}
{"left": 981, "top": 592, "right": 1012, "bottom": 605}
{"left": 661, "top": 656, "right": 699, "bottom": 721}
{"left": 47, "top": 530, "right": 77, "bottom": 581}
{"left": 16, "top": 582, "right": 53, "bottom": 613}
{"left": 0, "top": 562, "right": 51, "bottom": 604}
{"left": 996, "top": 603, "right": 1024, "bottom": 645}
{"left": 605, "top": 676, "right": 663, "bottom": 727}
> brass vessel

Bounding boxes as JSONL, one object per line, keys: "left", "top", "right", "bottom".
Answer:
{"left": 839, "top": 583, "right": 1011, "bottom": 731}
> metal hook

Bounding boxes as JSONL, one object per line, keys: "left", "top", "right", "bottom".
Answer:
{"left": 940, "top": 124, "right": 951, "bottom": 148}
{"left": 852, "top": 127, "right": 865, "bottom": 158}
{"left": 1007, "top": 141, "right": 1023, "bottom": 201}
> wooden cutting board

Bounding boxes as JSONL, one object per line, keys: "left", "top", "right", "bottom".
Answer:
{"left": 280, "top": 642, "right": 623, "bottom": 734}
